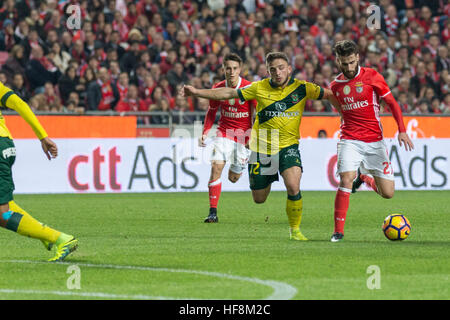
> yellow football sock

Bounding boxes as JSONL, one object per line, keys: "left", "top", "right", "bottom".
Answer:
{"left": 286, "top": 193, "right": 303, "bottom": 230}
{"left": 4, "top": 201, "right": 61, "bottom": 243}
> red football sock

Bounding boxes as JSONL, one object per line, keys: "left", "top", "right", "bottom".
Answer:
{"left": 208, "top": 179, "right": 222, "bottom": 209}
{"left": 361, "top": 174, "right": 378, "bottom": 193}
{"left": 334, "top": 187, "right": 351, "bottom": 234}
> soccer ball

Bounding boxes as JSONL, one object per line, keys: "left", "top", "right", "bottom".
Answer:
{"left": 382, "top": 214, "right": 411, "bottom": 241}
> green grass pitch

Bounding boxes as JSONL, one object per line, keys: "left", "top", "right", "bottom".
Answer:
{"left": 0, "top": 191, "right": 448, "bottom": 300}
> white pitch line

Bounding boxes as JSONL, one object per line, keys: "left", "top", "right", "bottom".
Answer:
{"left": 1, "top": 260, "right": 298, "bottom": 300}
{"left": 0, "top": 288, "right": 193, "bottom": 300}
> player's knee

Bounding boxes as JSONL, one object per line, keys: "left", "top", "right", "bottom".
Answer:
{"left": 228, "top": 176, "right": 238, "bottom": 183}
{"left": 380, "top": 190, "right": 394, "bottom": 199}
{"left": 228, "top": 173, "right": 241, "bottom": 183}
{"left": 253, "top": 197, "right": 266, "bottom": 204}
{"left": 252, "top": 193, "right": 267, "bottom": 204}
{"left": 285, "top": 185, "right": 299, "bottom": 196}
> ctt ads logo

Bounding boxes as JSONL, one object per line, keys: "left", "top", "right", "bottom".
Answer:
{"left": 68, "top": 145, "right": 199, "bottom": 192}
{"left": 66, "top": 4, "right": 81, "bottom": 30}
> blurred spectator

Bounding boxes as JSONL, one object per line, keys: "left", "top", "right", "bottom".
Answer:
{"left": 441, "top": 93, "right": 450, "bottom": 113}
{"left": 25, "top": 45, "right": 61, "bottom": 93}
{"left": 50, "top": 42, "right": 71, "bottom": 74}
{"left": 10, "top": 73, "right": 30, "bottom": 102}
{"left": 167, "top": 62, "right": 189, "bottom": 90}
{"left": 116, "top": 84, "right": 147, "bottom": 112}
{"left": 159, "top": 48, "right": 177, "bottom": 75}
{"left": 58, "top": 67, "right": 83, "bottom": 105}
{"left": 412, "top": 98, "right": 431, "bottom": 114}
{"left": 21, "top": 28, "right": 46, "bottom": 61}
{"left": 1, "top": 44, "right": 26, "bottom": 85}
{"left": 430, "top": 96, "right": 442, "bottom": 114}
{"left": 120, "top": 40, "right": 141, "bottom": 74}
{"left": 141, "top": 73, "right": 156, "bottom": 105}
{"left": 149, "top": 96, "right": 171, "bottom": 125}
{"left": 109, "top": 60, "right": 121, "bottom": 83}
{"left": 0, "top": 19, "right": 17, "bottom": 51}
{"left": 43, "top": 82, "right": 63, "bottom": 112}
{"left": 87, "top": 67, "right": 120, "bottom": 111}
{"left": 116, "top": 72, "right": 130, "bottom": 100}
{"left": 410, "top": 61, "right": 436, "bottom": 98}
{"left": 317, "top": 130, "right": 328, "bottom": 138}
{"left": 173, "top": 94, "right": 194, "bottom": 124}
{"left": 64, "top": 99, "right": 85, "bottom": 114}
{"left": 436, "top": 45, "right": 449, "bottom": 73}
{"left": 397, "top": 92, "right": 413, "bottom": 113}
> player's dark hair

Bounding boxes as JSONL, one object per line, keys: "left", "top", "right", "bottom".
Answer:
{"left": 265, "top": 51, "right": 290, "bottom": 65}
{"left": 333, "top": 40, "right": 359, "bottom": 57}
{"left": 223, "top": 53, "right": 243, "bottom": 65}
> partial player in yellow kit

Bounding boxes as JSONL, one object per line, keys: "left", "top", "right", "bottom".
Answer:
{"left": 0, "top": 81, "right": 78, "bottom": 262}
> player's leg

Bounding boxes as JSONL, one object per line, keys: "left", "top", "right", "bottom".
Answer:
{"left": 332, "top": 171, "right": 355, "bottom": 242}
{"left": 279, "top": 145, "right": 307, "bottom": 240}
{"left": 9, "top": 200, "right": 53, "bottom": 250}
{"left": 353, "top": 167, "right": 379, "bottom": 194}
{"left": 228, "top": 169, "right": 241, "bottom": 183}
{"left": 205, "top": 160, "right": 225, "bottom": 223}
{"left": 227, "top": 140, "right": 250, "bottom": 183}
{"left": 372, "top": 177, "right": 394, "bottom": 199}
{"left": 0, "top": 137, "right": 77, "bottom": 261}
{"left": 205, "top": 137, "right": 232, "bottom": 223}
{"left": 2, "top": 200, "right": 77, "bottom": 260}
{"left": 360, "top": 140, "right": 395, "bottom": 199}
{"left": 280, "top": 166, "right": 307, "bottom": 240}
{"left": 251, "top": 185, "right": 272, "bottom": 203}
{"left": 248, "top": 151, "right": 278, "bottom": 204}
{"left": 332, "top": 140, "right": 364, "bottom": 242}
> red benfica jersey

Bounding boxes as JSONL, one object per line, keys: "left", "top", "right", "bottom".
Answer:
{"left": 330, "top": 67, "right": 392, "bottom": 143}
{"left": 203, "top": 77, "right": 256, "bottom": 144}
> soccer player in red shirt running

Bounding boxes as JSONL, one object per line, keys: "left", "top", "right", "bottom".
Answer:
{"left": 329, "top": 40, "right": 414, "bottom": 242}
{"left": 199, "top": 53, "right": 257, "bottom": 223}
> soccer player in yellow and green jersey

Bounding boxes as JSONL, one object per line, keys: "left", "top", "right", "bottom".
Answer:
{"left": 182, "top": 52, "right": 340, "bottom": 240}
{"left": 0, "top": 81, "right": 78, "bottom": 262}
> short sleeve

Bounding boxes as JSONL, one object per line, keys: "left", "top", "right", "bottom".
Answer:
{"left": 305, "top": 81, "right": 324, "bottom": 100}
{"left": 237, "top": 81, "right": 258, "bottom": 103}
{"left": 372, "top": 71, "right": 391, "bottom": 98}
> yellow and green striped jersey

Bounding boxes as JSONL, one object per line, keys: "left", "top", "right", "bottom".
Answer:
{"left": 0, "top": 81, "right": 47, "bottom": 140}
{"left": 237, "top": 77, "right": 324, "bottom": 154}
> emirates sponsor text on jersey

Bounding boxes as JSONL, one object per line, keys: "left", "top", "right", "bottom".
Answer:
{"left": 341, "top": 96, "right": 369, "bottom": 111}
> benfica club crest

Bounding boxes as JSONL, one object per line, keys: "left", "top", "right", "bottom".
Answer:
{"left": 355, "top": 82, "right": 364, "bottom": 94}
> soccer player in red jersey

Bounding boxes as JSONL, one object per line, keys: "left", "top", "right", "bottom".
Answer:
{"left": 199, "top": 53, "right": 256, "bottom": 223}
{"left": 329, "top": 40, "right": 414, "bottom": 242}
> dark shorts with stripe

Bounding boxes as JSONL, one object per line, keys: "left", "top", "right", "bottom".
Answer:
{"left": 0, "top": 137, "right": 16, "bottom": 204}
{"left": 248, "top": 144, "right": 303, "bottom": 190}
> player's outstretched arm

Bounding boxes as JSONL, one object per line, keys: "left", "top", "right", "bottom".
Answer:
{"left": 181, "top": 85, "right": 238, "bottom": 100}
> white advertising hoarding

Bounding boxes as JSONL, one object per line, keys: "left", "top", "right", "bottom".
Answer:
{"left": 12, "top": 138, "right": 450, "bottom": 194}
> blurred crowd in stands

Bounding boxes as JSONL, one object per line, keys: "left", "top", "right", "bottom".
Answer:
{"left": 0, "top": 0, "right": 448, "bottom": 124}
